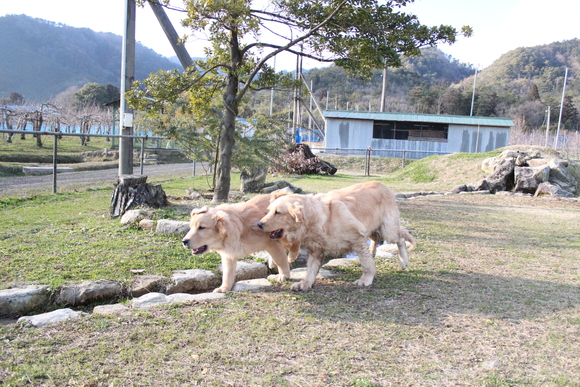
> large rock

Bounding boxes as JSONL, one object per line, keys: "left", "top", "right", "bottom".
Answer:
{"left": 0, "top": 285, "right": 50, "bottom": 317}
{"left": 240, "top": 166, "right": 268, "bottom": 193}
{"left": 481, "top": 157, "right": 503, "bottom": 175}
{"left": 547, "top": 159, "right": 577, "bottom": 195}
{"left": 534, "top": 182, "right": 575, "bottom": 198}
{"left": 56, "top": 280, "right": 124, "bottom": 306}
{"left": 166, "top": 269, "right": 221, "bottom": 294}
{"left": 486, "top": 158, "right": 515, "bottom": 193}
{"left": 513, "top": 165, "right": 550, "bottom": 194}
{"left": 499, "top": 150, "right": 518, "bottom": 159}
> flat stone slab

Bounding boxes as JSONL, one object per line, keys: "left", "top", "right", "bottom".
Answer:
{"left": 22, "top": 166, "right": 74, "bottom": 175}
{"left": 120, "top": 209, "right": 152, "bottom": 225}
{"left": 323, "top": 257, "right": 360, "bottom": 268}
{"left": 233, "top": 278, "right": 274, "bottom": 292}
{"left": 217, "top": 261, "right": 268, "bottom": 282}
{"left": 290, "top": 267, "right": 336, "bottom": 280}
{"left": 166, "top": 269, "right": 221, "bottom": 294}
{"left": 132, "top": 292, "right": 225, "bottom": 310}
{"left": 18, "top": 308, "right": 84, "bottom": 327}
{"left": 155, "top": 220, "right": 190, "bottom": 235}
{"left": 93, "top": 304, "right": 132, "bottom": 316}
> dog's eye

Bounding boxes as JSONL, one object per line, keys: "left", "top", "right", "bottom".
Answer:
{"left": 198, "top": 226, "right": 205, "bottom": 230}
{"left": 274, "top": 210, "right": 280, "bottom": 215}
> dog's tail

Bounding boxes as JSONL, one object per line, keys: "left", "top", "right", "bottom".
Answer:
{"left": 400, "top": 228, "right": 416, "bottom": 251}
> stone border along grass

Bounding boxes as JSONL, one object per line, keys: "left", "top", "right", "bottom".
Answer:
{"left": 2, "top": 189, "right": 578, "bottom": 327}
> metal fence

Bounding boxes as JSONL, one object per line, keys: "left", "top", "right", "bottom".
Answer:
{"left": 313, "top": 146, "right": 450, "bottom": 174}
{"left": 0, "top": 129, "right": 168, "bottom": 193}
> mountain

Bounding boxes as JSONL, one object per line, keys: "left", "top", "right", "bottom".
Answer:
{"left": 0, "top": 14, "right": 182, "bottom": 102}
{"left": 461, "top": 39, "right": 579, "bottom": 100}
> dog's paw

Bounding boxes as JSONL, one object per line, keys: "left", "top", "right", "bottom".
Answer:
{"left": 290, "top": 281, "right": 311, "bottom": 291}
{"left": 272, "top": 274, "right": 290, "bottom": 283}
{"left": 213, "top": 287, "right": 229, "bottom": 293}
{"left": 353, "top": 277, "right": 373, "bottom": 287}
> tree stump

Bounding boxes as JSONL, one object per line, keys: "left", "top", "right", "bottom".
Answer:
{"left": 110, "top": 175, "right": 168, "bottom": 218}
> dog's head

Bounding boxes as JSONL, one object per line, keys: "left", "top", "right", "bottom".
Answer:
{"left": 181, "top": 207, "right": 231, "bottom": 254}
{"left": 257, "top": 194, "right": 305, "bottom": 241}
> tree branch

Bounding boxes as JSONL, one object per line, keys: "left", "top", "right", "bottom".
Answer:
{"left": 236, "top": 0, "right": 349, "bottom": 103}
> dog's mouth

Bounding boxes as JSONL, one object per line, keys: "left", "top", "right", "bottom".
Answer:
{"left": 191, "top": 245, "right": 208, "bottom": 255}
{"left": 269, "top": 229, "right": 284, "bottom": 239}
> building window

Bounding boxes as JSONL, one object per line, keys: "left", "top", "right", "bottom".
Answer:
{"left": 372, "top": 120, "right": 448, "bottom": 142}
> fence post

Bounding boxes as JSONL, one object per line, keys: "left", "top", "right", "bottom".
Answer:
{"left": 365, "top": 146, "right": 371, "bottom": 176}
{"left": 139, "top": 138, "right": 146, "bottom": 175}
{"left": 401, "top": 149, "right": 406, "bottom": 168}
{"left": 52, "top": 134, "right": 58, "bottom": 194}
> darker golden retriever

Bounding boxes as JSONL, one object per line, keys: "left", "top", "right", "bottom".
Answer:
{"left": 257, "top": 181, "right": 415, "bottom": 291}
{"left": 182, "top": 194, "right": 299, "bottom": 293}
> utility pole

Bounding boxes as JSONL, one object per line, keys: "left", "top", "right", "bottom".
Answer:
{"left": 554, "top": 67, "right": 568, "bottom": 149}
{"left": 380, "top": 59, "right": 387, "bottom": 112}
{"left": 119, "top": 0, "right": 136, "bottom": 176}
{"left": 544, "top": 106, "right": 551, "bottom": 147}
{"left": 470, "top": 67, "right": 478, "bottom": 116}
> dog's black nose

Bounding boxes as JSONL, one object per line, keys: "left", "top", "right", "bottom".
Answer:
{"left": 182, "top": 239, "right": 189, "bottom": 247}
{"left": 257, "top": 222, "right": 264, "bottom": 230}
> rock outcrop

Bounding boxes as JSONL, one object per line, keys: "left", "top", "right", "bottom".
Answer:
{"left": 454, "top": 149, "right": 577, "bottom": 198}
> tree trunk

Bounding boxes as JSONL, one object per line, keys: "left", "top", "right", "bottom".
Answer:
{"left": 213, "top": 108, "right": 235, "bottom": 202}
{"left": 213, "top": 27, "right": 241, "bottom": 203}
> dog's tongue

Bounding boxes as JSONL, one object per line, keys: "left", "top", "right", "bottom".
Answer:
{"left": 191, "top": 245, "right": 208, "bottom": 254}
{"left": 270, "top": 229, "right": 283, "bottom": 239}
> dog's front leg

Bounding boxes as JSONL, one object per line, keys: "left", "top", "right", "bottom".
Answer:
{"left": 214, "top": 255, "right": 237, "bottom": 293}
{"left": 266, "top": 243, "right": 291, "bottom": 283}
{"left": 287, "top": 242, "right": 301, "bottom": 263}
{"left": 396, "top": 237, "right": 409, "bottom": 270}
{"left": 291, "top": 250, "right": 323, "bottom": 291}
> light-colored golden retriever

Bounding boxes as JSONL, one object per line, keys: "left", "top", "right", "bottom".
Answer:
{"left": 182, "top": 194, "right": 300, "bottom": 293}
{"left": 257, "top": 181, "right": 415, "bottom": 291}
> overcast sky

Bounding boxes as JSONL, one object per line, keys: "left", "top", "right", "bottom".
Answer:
{"left": 2, "top": 0, "right": 579, "bottom": 70}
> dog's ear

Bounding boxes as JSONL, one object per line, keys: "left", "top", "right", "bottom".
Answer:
{"left": 212, "top": 211, "right": 239, "bottom": 240}
{"left": 191, "top": 206, "right": 208, "bottom": 216}
{"left": 288, "top": 201, "right": 303, "bottom": 223}
{"left": 270, "top": 189, "right": 291, "bottom": 202}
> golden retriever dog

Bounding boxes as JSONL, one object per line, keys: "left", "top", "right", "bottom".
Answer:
{"left": 257, "top": 181, "right": 415, "bottom": 291}
{"left": 182, "top": 194, "right": 300, "bottom": 293}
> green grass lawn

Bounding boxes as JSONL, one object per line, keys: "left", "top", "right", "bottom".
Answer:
{"left": 1, "top": 149, "right": 580, "bottom": 386}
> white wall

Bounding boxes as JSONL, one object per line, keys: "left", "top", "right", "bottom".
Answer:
{"left": 325, "top": 118, "right": 511, "bottom": 157}
{"left": 447, "top": 125, "right": 510, "bottom": 153}
{"left": 324, "top": 118, "right": 373, "bottom": 149}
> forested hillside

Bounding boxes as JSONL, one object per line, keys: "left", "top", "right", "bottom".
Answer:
{"left": 0, "top": 14, "right": 181, "bottom": 102}
{"left": 1, "top": 13, "right": 577, "bottom": 132}
{"left": 249, "top": 40, "right": 579, "bottom": 132}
